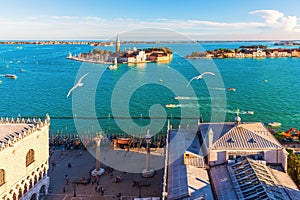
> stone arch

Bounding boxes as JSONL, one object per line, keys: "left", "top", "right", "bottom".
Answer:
{"left": 34, "top": 175, "right": 37, "bottom": 185}
{"left": 18, "top": 188, "right": 22, "bottom": 200}
{"left": 23, "top": 183, "right": 28, "bottom": 194}
{"left": 0, "top": 169, "right": 5, "bottom": 186}
{"left": 29, "top": 179, "right": 33, "bottom": 190}
{"left": 12, "top": 193, "right": 17, "bottom": 200}
{"left": 39, "top": 185, "right": 46, "bottom": 198}
{"left": 39, "top": 171, "right": 43, "bottom": 180}
{"left": 30, "top": 193, "right": 37, "bottom": 200}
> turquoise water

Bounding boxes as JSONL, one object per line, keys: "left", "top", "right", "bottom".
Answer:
{"left": 0, "top": 42, "right": 299, "bottom": 134}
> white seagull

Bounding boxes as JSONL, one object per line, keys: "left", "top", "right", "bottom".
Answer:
{"left": 67, "top": 73, "right": 88, "bottom": 97}
{"left": 186, "top": 72, "right": 215, "bottom": 87}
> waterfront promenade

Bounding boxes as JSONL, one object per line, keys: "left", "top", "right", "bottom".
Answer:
{"left": 46, "top": 150, "right": 162, "bottom": 200}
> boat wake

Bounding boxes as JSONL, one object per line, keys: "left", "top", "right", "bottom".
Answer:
{"left": 165, "top": 103, "right": 200, "bottom": 108}
{"left": 174, "top": 96, "right": 199, "bottom": 100}
{"left": 225, "top": 109, "right": 254, "bottom": 115}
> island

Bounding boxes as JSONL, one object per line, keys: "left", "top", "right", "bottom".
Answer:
{"left": 67, "top": 35, "right": 173, "bottom": 64}
{"left": 274, "top": 41, "right": 300, "bottom": 46}
{"left": 186, "top": 45, "right": 300, "bottom": 59}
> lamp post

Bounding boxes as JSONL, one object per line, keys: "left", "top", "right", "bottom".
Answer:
{"left": 142, "top": 130, "right": 155, "bottom": 177}
{"left": 91, "top": 132, "right": 105, "bottom": 176}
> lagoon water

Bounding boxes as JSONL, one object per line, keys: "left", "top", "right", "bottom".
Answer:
{"left": 0, "top": 42, "right": 299, "bottom": 135}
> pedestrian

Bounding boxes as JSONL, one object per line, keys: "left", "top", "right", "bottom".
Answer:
{"left": 101, "top": 187, "right": 104, "bottom": 195}
{"left": 63, "top": 187, "right": 66, "bottom": 193}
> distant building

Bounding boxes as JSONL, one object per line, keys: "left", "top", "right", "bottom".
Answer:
{"left": 0, "top": 115, "right": 50, "bottom": 200}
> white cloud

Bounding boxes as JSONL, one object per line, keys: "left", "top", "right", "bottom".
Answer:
{"left": 249, "top": 9, "right": 298, "bottom": 31}
{"left": 0, "top": 10, "right": 299, "bottom": 40}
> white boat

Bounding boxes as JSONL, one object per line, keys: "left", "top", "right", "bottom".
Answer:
{"left": 246, "top": 111, "right": 254, "bottom": 115}
{"left": 165, "top": 104, "right": 177, "bottom": 108}
{"left": 227, "top": 88, "right": 236, "bottom": 91}
{"left": 108, "top": 65, "right": 117, "bottom": 70}
{"left": 268, "top": 122, "right": 281, "bottom": 127}
{"left": 108, "top": 57, "right": 118, "bottom": 70}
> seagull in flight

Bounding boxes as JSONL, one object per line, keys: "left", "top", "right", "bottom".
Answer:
{"left": 186, "top": 72, "right": 215, "bottom": 87}
{"left": 67, "top": 73, "right": 88, "bottom": 97}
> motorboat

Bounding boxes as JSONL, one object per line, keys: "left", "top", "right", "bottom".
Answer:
{"left": 108, "top": 57, "right": 118, "bottom": 70}
{"left": 108, "top": 64, "right": 117, "bottom": 70}
{"left": 268, "top": 122, "right": 281, "bottom": 127}
{"left": 5, "top": 74, "right": 17, "bottom": 79}
{"left": 227, "top": 88, "right": 236, "bottom": 91}
{"left": 246, "top": 111, "right": 254, "bottom": 115}
{"left": 165, "top": 104, "right": 177, "bottom": 108}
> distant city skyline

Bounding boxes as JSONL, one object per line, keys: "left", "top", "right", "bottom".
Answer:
{"left": 0, "top": 0, "right": 300, "bottom": 40}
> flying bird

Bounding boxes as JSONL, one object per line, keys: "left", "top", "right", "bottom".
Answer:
{"left": 186, "top": 72, "right": 215, "bottom": 87}
{"left": 67, "top": 73, "right": 88, "bottom": 97}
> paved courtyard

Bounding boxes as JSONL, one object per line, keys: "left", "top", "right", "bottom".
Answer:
{"left": 46, "top": 150, "right": 163, "bottom": 200}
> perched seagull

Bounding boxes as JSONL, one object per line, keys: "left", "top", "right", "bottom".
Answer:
{"left": 67, "top": 73, "right": 88, "bottom": 97}
{"left": 186, "top": 72, "right": 215, "bottom": 87}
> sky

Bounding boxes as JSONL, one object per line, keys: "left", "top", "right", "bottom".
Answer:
{"left": 0, "top": 0, "right": 300, "bottom": 40}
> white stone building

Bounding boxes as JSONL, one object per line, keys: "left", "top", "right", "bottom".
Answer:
{"left": 199, "top": 116, "right": 288, "bottom": 171}
{"left": 0, "top": 115, "right": 50, "bottom": 200}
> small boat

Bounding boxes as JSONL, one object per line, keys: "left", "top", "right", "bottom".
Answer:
{"left": 5, "top": 74, "right": 17, "bottom": 79}
{"left": 268, "top": 122, "right": 281, "bottom": 127}
{"left": 108, "top": 65, "right": 117, "bottom": 70}
{"left": 117, "top": 138, "right": 131, "bottom": 145}
{"left": 108, "top": 57, "right": 118, "bottom": 70}
{"left": 0, "top": 80, "right": 2, "bottom": 84}
{"left": 246, "top": 111, "right": 254, "bottom": 115}
{"left": 165, "top": 104, "right": 177, "bottom": 108}
{"left": 227, "top": 88, "right": 236, "bottom": 91}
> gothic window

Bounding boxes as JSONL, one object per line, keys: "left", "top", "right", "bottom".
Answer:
{"left": 26, "top": 149, "right": 35, "bottom": 167}
{"left": 0, "top": 169, "right": 5, "bottom": 186}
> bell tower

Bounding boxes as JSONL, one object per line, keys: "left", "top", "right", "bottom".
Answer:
{"left": 116, "top": 34, "right": 120, "bottom": 55}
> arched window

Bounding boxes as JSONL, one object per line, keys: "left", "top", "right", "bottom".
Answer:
{"left": 26, "top": 149, "right": 35, "bottom": 167}
{"left": 0, "top": 169, "right": 5, "bottom": 186}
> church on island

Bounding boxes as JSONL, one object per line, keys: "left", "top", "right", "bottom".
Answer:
{"left": 67, "top": 34, "right": 173, "bottom": 64}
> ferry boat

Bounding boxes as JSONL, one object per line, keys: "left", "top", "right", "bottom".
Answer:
{"left": 268, "top": 122, "right": 281, "bottom": 127}
{"left": 5, "top": 74, "right": 17, "bottom": 79}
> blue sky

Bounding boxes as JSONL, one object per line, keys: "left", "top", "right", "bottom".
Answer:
{"left": 0, "top": 0, "right": 300, "bottom": 40}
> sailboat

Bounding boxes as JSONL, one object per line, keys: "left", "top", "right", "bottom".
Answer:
{"left": 108, "top": 57, "right": 118, "bottom": 70}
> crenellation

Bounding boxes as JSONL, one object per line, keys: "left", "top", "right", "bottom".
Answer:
{"left": 0, "top": 115, "right": 50, "bottom": 152}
